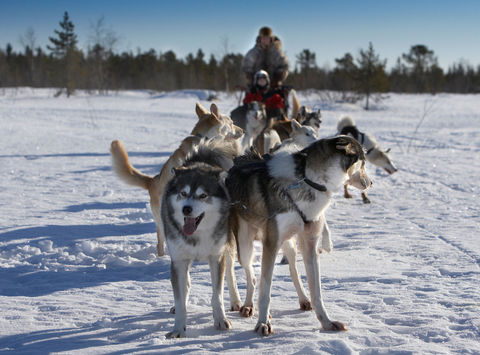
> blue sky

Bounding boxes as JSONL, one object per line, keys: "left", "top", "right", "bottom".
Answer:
{"left": 1, "top": 0, "right": 479, "bottom": 70}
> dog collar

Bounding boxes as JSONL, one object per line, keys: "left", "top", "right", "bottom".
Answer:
{"left": 303, "top": 178, "right": 327, "bottom": 192}
{"left": 293, "top": 153, "right": 328, "bottom": 193}
{"left": 285, "top": 178, "right": 327, "bottom": 193}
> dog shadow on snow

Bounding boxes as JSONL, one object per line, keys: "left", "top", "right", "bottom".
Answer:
{"left": 0, "top": 307, "right": 295, "bottom": 354}
{"left": 0, "top": 151, "right": 170, "bottom": 160}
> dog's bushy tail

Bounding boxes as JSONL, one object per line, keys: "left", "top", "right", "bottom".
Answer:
{"left": 290, "top": 89, "right": 301, "bottom": 119}
{"left": 110, "top": 140, "right": 152, "bottom": 190}
{"left": 337, "top": 115, "right": 355, "bottom": 133}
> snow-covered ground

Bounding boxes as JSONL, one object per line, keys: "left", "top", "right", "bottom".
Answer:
{"left": 0, "top": 88, "right": 479, "bottom": 354}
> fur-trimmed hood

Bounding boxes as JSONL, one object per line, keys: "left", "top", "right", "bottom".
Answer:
{"left": 255, "top": 35, "right": 283, "bottom": 50}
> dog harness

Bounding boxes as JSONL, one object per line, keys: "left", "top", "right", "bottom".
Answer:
{"left": 281, "top": 179, "right": 327, "bottom": 224}
{"left": 280, "top": 152, "right": 328, "bottom": 224}
{"left": 281, "top": 188, "right": 310, "bottom": 224}
{"left": 229, "top": 153, "right": 328, "bottom": 224}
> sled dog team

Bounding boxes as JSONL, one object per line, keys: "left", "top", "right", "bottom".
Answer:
{"left": 110, "top": 102, "right": 396, "bottom": 338}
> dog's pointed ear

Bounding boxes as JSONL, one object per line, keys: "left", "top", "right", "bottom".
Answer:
{"left": 336, "top": 137, "right": 357, "bottom": 155}
{"left": 291, "top": 119, "right": 301, "bottom": 132}
{"left": 210, "top": 103, "right": 219, "bottom": 119}
{"left": 337, "top": 143, "right": 355, "bottom": 155}
{"left": 195, "top": 102, "right": 208, "bottom": 119}
{"left": 385, "top": 148, "right": 391, "bottom": 154}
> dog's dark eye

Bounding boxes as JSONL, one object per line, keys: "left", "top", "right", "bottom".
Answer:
{"left": 180, "top": 191, "right": 188, "bottom": 198}
{"left": 306, "top": 133, "right": 311, "bottom": 137}
{"left": 198, "top": 193, "right": 208, "bottom": 199}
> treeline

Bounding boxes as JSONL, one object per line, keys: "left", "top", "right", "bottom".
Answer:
{"left": 1, "top": 12, "right": 480, "bottom": 97}
{"left": 0, "top": 41, "right": 244, "bottom": 94}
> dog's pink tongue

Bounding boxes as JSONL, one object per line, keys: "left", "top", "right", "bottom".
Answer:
{"left": 183, "top": 217, "right": 197, "bottom": 236}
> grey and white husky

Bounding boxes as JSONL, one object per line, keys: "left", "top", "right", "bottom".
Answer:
{"left": 226, "top": 136, "right": 371, "bottom": 335}
{"left": 241, "top": 101, "right": 268, "bottom": 152}
{"left": 161, "top": 141, "right": 241, "bottom": 338}
{"left": 337, "top": 115, "right": 398, "bottom": 203}
{"left": 297, "top": 105, "right": 322, "bottom": 131}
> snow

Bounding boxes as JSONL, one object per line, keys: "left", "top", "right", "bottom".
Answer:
{"left": 0, "top": 88, "right": 479, "bottom": 354}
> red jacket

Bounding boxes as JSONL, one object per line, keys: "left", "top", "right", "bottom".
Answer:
{"left": 243, "top": 90, "right": 285, "bottom": 110}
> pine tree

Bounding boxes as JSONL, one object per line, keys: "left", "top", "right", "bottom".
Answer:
{"left": 332, "top": 52, "right": 357, "bottom": 100}
{"left": 48, "top": 12, "right": 77, "bottom": 58}
{"left": 47, "top": 11, "right": 79, "bottom": 96}
{"left": 355, "top": 42, "right": 388, "bottom": 110}
{"left": 295, "top": 49, "right": 317, "bottom": 88}
{"left": 401, "top": 45, "right": 439, "bottom": 93}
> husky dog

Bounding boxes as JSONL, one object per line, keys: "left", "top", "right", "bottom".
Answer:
{"left": 240, "top": 101, "right": 268, "bottom": 152}
{"left": 271, "top": 119, "right": 318, "bottom": 154}
{"left": 230, "top": 101, "right": 267, "bottom": 130}
{"left": 192, "top": 103, "right": 243, "bottom": 140}
{"left": 337, "top": 115, "right": 398, "bottom": 203}
{"left": 162, "top": 140, "right": 243, "bottom": 338}
{"left": 111, "top": 103, "right": 243, "bottom": 257}
{"left": 270, "top": 118, "right": 323, "bottom": 310}
{"left": 226, "top": 136, "right": 371, "bottom": 335}
{"left": 297, "top": 106, "right": 322, "bottom": 131}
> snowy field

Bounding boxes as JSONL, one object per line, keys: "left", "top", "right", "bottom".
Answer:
{"left": 0, "top": 88, "right": 479, "bottom": 354}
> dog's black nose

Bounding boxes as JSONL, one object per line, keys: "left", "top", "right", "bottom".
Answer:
{"left": 182, "top": 206, "right": 193, "bottom": 216}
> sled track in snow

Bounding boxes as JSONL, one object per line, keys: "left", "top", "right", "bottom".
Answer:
{"left": 404, "top": 217, "right": 480, "bottom": 268}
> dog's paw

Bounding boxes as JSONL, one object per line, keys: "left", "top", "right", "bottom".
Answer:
{"left": 321, "top": 239, "right": 333, "bottom": 253}
{"left": 166, "top": 328, "right": 186, "bottom": 339}
{"left": 362, "top": 197, "right": 371, "bottom": 204}
{"left": 255, "top": 321, "right": 274, "bottom": 336}
{"left": 344, "top": 193, "right": 353, "bottom": 199}
{"left": 318, "top": 247, "right": 332, "bottom": 254}
{"left": 323, "top": 320, "right": 347, "bottom": 332}
{"left": 240, "top": 305, "right": 254, "bottom": 317}
{"left": 299, "top": 299, "right": 312, "bottom": 311}
{"left": 169, "top": 306, "right": 176, "bottom": 314}
{"left": 230, "top": 302, "right": 242, "bottom": 312}
{"left": 214, "top": 317, "right": 232, "bottom": 330}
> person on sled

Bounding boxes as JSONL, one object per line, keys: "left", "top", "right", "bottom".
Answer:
{"left": 243, "top": 70, "right": 287, "bottom": 119}
{"left": 242, "top": 26, "right": 289, "bottom": 89}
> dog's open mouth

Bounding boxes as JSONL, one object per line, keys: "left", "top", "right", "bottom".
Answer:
{"left": 183, "top": 213, "right": 205, "bottom": 236}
